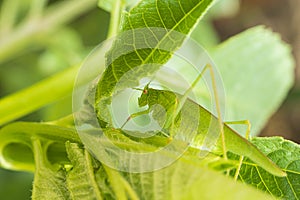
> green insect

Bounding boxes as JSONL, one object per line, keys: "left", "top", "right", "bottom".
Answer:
{"left": 121, "top": 64, "right": 286, "bottom": 179}
{"left": 121, "top": 83, "right": 179, "bottom": 133}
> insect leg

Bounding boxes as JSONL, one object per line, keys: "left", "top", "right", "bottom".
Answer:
{"left": 225, "top": 120, "right": 251, "bottom": 180}
{"left": 204, "top": 64, "right": 227, "bottom": 160}
{"left": 186, "top": 64, "right": 226, "bottom": 159}
{"left": 167, "top": 64, "right": 226, "bottom": 159}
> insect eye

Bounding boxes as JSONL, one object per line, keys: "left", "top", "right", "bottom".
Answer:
{"left": 143, "top": 89, "right": 148, "bottom": 94}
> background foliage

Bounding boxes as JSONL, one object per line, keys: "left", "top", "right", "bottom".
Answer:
{"left": 0, "top": 0, "right": 299, "bottom": 199}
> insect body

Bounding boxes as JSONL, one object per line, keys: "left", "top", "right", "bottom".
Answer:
{"left": 137, "top": 84, "right": 178, "bottom": 127}
{"left": 125, "top": 84, "right": 285, "bottom": 177}
{"left": 121, "top": 76, "right": 286, "bottom": 178}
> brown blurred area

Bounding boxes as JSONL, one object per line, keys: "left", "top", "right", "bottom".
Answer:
{"left": 214, "top": 0, "right": 300, "bottom": 143}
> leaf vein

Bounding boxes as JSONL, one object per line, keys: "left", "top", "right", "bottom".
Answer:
{"left": 155, "top": 0, "right": 168, "bottom": 30}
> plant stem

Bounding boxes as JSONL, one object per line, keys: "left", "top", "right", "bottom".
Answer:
{"left": 0, "top": 65, "right": 80, "bottom": 126}
{"left": 0, "top": 0, "right": 96, "bottom": 64}
{"left": 46, "top": 114, "right": 75, "bottom": 127}
{"left": 0, "top": 122, "right": 80, "bottom": 171}
{"left": 107, "top": 0, "right": 125, "bottom": 38}
{"left": 0, "top": 30, "right": 107, "bottom": 126}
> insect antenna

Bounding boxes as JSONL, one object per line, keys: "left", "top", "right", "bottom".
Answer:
{"left": 132, "top": 87, "right": 144, "bottom": 91}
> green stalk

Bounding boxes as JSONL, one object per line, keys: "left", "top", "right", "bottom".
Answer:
{"left": 0, "top": 122, "right": 80, "bottom": 171}
{"left": 0, "top": 65, "right": 79, "bottom": 126}
{"left": 107, "top": 0, "right": 125, "bottom": 38}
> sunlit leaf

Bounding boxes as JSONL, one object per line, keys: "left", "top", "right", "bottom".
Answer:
{"left": 66, "top": 142, "right": 103, "bottom": 199}
{"left": 237, "top": 137, "right": 300, "bottom": 200}
{"left": 211, "top": 26, "right": 295, "bottom": 136}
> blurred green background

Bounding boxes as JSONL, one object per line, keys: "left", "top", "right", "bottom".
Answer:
{"left": 0, "top": 0, "right": 108, "bottom": 199}
{"left": 212, "top": 0, "right": 300, "bottom": 143}
{"left": 0, "top": 0, "right": 299, "bottom": 199}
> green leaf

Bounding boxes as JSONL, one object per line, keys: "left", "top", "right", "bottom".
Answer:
{"left": 64, "top": 139, "right": 277, "bottom": 199}
{"left": 190, "top": 19, "right": 219, "bottom": 50}
{"left": 31, "top": 139, "right": 70, "bottom": 200}
{"left": 65, "top": 142, "right": 103, "bottom": 200}
{"left": 237, "top": 137, "right": 300, "bottom": 200}
{"left": 211, "top": 26, "right": 295, "bottom": 136}
{"left": 96, "top": 0, "right": 213, "bottom": 126}
{"left": 123, "top": 156, "right": 276, "bottom": 200}
{"left": 66, "top": 138, "right": 278, "bottom": 199}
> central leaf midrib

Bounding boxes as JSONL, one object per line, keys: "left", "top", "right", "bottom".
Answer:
{"left": 131, "top": 0, "right": 205, "bottom": 71}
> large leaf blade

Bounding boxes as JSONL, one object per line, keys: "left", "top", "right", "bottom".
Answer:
{"left": 96, "top": 0, "right": 213, "bottom": 125}
{"left": 123, "top": 155, "right": 276, "bottom": 200}
{"left": 237, "top": 137, "right": 300, "bottom": 200}
{"left": 66, "top": 142, "right": 103, "bottom": 200}
{"left": 211, "top": 26, "right": 295, "bottom": 136}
